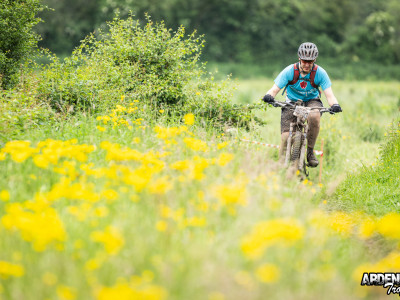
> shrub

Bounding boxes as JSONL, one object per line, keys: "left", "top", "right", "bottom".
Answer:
{"left": 38, "top": 14, "right": 260, "bottom": 129}
{"left": 0, "top": 0, "right": 46, "bottom": 89}
{"left": 0, "top": 72, "right": 52, "bottom": 143}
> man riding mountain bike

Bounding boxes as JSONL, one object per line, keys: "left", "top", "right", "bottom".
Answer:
{"left": 262, "top": 42, "right": 342, "bottom": 167}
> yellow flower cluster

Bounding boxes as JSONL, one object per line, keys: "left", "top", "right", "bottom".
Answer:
{"left": 97, "top": 273, "right": 167, "bottom": 300}
{"left": 0, "top": 261, "right": 25, "bottom": 278}
{"left": 1, "top": 139, "right": 95, "bottom": 167}
{"left": 157, "top": 201, "right": 208, "bottom": 232}
{"left": 183, "top": 113, "right": 195, "bottom": 125}
{"left": 214, "top": 181, "right": 248, "bottom": 207}
{"left": 1, "top": 140, "right": 38, "bottom": 163}
{"left": 96, "top": 101, "right": 144, "bottom": 130}
{"left": 90, "top": 226, "right": 125, "bottom": 255}
{"left": 353, "top": 251, "right": 400, "bottom": 280}
{"left": 184, "top": 137, "right": 209, "bottom": 152}
{"left": 2, "top": 202, "right": 66, "bottom": 251}
{"left": 241, "top": 218, "right": 305, "bottom": 259}
{"left": 0, "top": 103, "right": 241, "bottom": 298}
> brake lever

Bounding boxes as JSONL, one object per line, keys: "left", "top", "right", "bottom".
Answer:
{"left": 271, "top": 102, "right": 282, "bottom": 108}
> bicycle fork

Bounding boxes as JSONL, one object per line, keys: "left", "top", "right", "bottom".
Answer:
{"left": 284, "top": 124, "right": 293, "bottom": 167}
{"left": 298, "top": 124, "right": 308, "bottom": 171}
{"left": 284, "top": 123, "right": 309, "bottom": 172}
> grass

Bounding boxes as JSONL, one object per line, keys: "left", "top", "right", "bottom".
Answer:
{"left": 1, "top": 77, "right": 400, "bottom": 299}
{"left": 331, "top": 123, "right": 400, "bottom": 215}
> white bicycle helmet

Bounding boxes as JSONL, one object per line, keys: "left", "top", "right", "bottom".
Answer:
{"left": 298, "top": 42, "right": 318, "bottom": 60}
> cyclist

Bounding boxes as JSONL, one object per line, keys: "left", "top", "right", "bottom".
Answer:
{"left": 262, "top": 42, "right": 342, "bottom": 167}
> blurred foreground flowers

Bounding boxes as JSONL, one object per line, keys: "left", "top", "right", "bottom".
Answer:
{"left": 0, "top": 104, "right": 399, "bottom": 299}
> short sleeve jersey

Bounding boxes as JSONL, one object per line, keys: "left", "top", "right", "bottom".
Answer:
{"left": 274, "top": 64, "right": 332, "bottom": 101}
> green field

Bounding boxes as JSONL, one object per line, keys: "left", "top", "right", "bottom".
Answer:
{"left": 1, "top": 75, "right": 400, "bottom": 299}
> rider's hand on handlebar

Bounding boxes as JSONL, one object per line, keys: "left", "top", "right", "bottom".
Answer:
{"left": 262, "top": 94, "right": 275, "bottom": 104}
{"left": 330, "top": 104, "right": 342, "bottom": 113}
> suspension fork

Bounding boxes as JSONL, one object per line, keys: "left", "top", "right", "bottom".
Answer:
{"left": 298, "top": 123, "right": 308, "bottom": 170}
{"left": 284, "top": 123, "right": 294, "bottom": 167}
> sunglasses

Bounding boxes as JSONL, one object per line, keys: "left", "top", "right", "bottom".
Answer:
{"left": 300, "top": 59, "right": 315, "bottom": 64}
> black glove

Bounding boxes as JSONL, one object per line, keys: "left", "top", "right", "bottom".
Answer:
{"left": 262, "top": 94, "right": 275, "bottom": 104}
{"left": 330, "top": 104, "right": 342, "bottom": 113}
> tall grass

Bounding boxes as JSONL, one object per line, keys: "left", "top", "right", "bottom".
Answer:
{"left": 1, "top": 76, "right": 400, "bottom": 299}
{"left": 331, "top": 120, "right": 400, "bottom": 215}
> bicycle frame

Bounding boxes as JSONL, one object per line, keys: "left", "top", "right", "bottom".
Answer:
{"left": 271, "top": 100, "right": 333, "bottom": 175}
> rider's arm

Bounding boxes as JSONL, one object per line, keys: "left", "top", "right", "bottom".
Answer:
{"left": 266, "top": 84, "right": 281, "bottom": 98}
{"left": 323, "top": 87, "right": 339, "bottom": 107}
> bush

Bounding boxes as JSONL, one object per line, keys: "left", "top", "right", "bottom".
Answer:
{"left": 38, "top": 14, "right": 259, "bottom": 129}
{"left": 0, "top": 72, "right": 52, "bottom": 143}
{"left": 0, "top": 0, "right": 46, "bottom": 89}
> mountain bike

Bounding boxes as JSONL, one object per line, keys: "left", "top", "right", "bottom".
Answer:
{"left": 270, "top": 100, "right": 338, "bottom": 177}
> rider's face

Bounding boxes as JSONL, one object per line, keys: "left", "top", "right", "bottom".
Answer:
{"left": 299, "top": 59, "right": 315, "bottom": 74}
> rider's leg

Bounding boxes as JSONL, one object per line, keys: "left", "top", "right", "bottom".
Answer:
{"left": 279, "top": 132, "right": 290, "bottom": 162}
{"left": 280, "top": 106, "right": 296, "bottom": 163}
{"left": 305, "top": 99, "right": 323, "bottom": 167}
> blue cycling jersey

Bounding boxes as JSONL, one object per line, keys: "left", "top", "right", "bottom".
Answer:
{"left": 274, "top": 64, "right": 332, "bottom": 101}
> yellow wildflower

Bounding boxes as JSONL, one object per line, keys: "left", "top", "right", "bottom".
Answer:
{"left": 184, "top": 216, "right": 207, "bottom": 227}
{"left": 57, "top": 285, "right": 77, "bottom": 300}
{"left": 241, "top": 218, "right": 304, "bottom": 259}
{"left": 170, "top": 160, "right": 190, "bottom": 171}
{"left": 0, "top": 190, "right": 10, "bottom": 202}
{"left": 255, "top": 263, "right": 280, "bottom": 283}
{"left": 101, "top": 189, "right": 119, "bottom": 202}
{"left": 1, "top": 203, "right": 66, "bottom": 251}
{"left": 358, "top": 217, "right": 377, "bottom": 239}
{"left": 2, "top": 140, "right": 38, "bottom": 163}
{"left": 148, "top": 176, "right": 173, "bottom": 195}
{"left": 215, "top": 153, "right": 234, "bottom": 166}
{"left": 377, "top": 213, "right": 400, "bottom": 239}
{"left": 184, "top": 137, "right": 209, "bottom": 152}
{"left": 90, "top": 226, "right": 124, "bottom": 255}
{"left": 156, "top": 220, "right": 168, "bottom": 232}
{"left": 183, "top": 113, "right": 195, "bottom": 125}
{"left": 214, "top": 183, "right": 247, "bottom": 206}
{"left": 328, "top": 211, "right": 355, "bottom": 236}
{"left": 94, "top": 206, "right": 109, "bottom": 218}
{"left": 217, "top": 142, "right": 228, "bottom": 149}
{"left": 97, "top": 280, "right": 167, "bottom": 300}
{"left": 0, "top": 261, "right": 24, "bottom": 278}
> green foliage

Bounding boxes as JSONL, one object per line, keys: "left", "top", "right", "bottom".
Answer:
{"left": 332, "top": 121, "right": 400, "bottom": 215}
{"left": 36, "top": 0, "right": 400, "bottom": 73}
{"left": 0, "top": 0, "right": 46, "bottom": 89}
{"left": 344, "top": 12, "right": 398, "bottom": 64}
{"left": 0, "top": 72, "right": 52, "bottom": 143}
{"left": 35, "top": 0, "right": 102, "bottom": 55}
{"left": 38, "top": 15, "right": 257, "bottom": 129}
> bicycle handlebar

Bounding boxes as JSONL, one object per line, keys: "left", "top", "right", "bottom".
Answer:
{"left": 269, "top": 101, "right": 337, "bottom": 115}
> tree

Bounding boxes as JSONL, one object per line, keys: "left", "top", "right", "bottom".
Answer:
{"left": 35, "top": 0, "right": 103, "bottom": 56}
{"left": 0, "top": 0, "right": 46, "bottom": 89}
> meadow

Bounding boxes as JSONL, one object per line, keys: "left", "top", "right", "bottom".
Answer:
{"left": 1, "top": 71, "right": 400, "bottom": 300}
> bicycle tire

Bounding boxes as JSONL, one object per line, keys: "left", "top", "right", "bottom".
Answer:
{"left": 290, "top": 131, "right": 303, "bottom": 162}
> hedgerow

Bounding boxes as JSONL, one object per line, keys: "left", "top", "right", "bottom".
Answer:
{"left": 38, "top": 14, "right": 262, "bottom": 129}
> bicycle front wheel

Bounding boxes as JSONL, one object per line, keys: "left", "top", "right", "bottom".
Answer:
{"left": 290, "top": 131, "right": 303, "bottom": 162}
